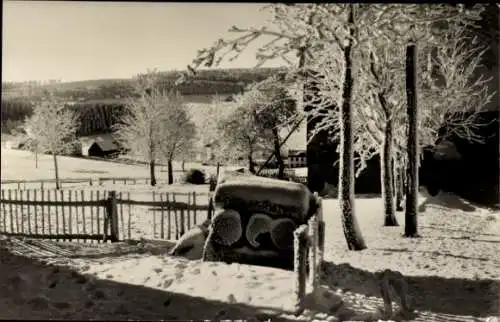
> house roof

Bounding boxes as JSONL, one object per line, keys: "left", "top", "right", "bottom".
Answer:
{"left": 90, "top": 137, "right": 119, "bottom": 152}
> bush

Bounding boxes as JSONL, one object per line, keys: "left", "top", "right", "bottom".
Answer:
{"left": 184, "top": 168, "right": 206, "bottom": 185}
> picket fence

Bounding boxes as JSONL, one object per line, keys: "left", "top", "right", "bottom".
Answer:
{"left": 0, "top": 188, "right": 212, "bottom": 243}
{"left": 0, "top": 176, "right": 180, "bottom": 190}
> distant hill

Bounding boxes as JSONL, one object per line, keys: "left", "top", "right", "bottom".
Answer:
{"left": 2, "top": 67, "right": 286, "bottom": 102}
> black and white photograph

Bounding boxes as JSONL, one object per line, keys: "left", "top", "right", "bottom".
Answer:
{"left": 1, "top": 2, "right": 499, "bottom": 321}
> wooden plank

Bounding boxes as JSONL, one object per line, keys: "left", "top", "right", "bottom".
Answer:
{"left": 153, "top": 191, "right": 157, "bottom": 238}
{"left": 127, "top": 192, "right": 131, "bottom": 240}
{"left": 60, "top": 190, "right": 66, "bottom": 241}
{"left": 0, "top": 232, "right": 112, "bottom": 241}
{"left": 8, "top": 190, "right": 14, "bottom": 233}
{"left": 187, "top": 193, "right": 191, "bottom": 231}
{"left": 47, "top": 190, "right": 52, "bottom": 235}
{"left": 0, "top": 199, "right": 104, "bottom": 207}
{"left": 68, "top": 190, "right": 73, "bottom": 238}
{"left": 173, "top": 193, "right": 179, "bottom": 239}
{"left": 119, "top": 191, "right": 124, "bottom": 239}
{"left": 20, "top": 190, "right": 24, "bottom": 234}
{"left": 55, "top": 190, "right": 59, "bottom": 235}
{"left": 14, "top": 190, "right": 20, "bottom": 233}
{"left": 166, "top": 192, "right": 171, "bottom": 240}
{"left": 193, "top": 192, "right": 197, "bottom": 226}
{"left": 96, "top": 191, "right": 101, "bottom": 240}
{"left": 40, "top": 190, "right": 45, "bottom": 234}
{"left": 34, "top": 190, "right": 38, "bottom": 234}
{"left": 0, "top": 190, "right": 6, "bottom": 232}
{"left": 27, "top": 190, "right": 31, "bottom": 234}
{"left": 90, "top": 190, "right": 95, "bottom": 242}
{"left": 81, "top": 190, "right": 86, "bottom": 240}
{"left": 160, "top": 193, "right": 165, "bottom": 239}
{"left": 180, "top": 207, "right": 185, "bottom": 237}
{"left": 113, "top": 198, "right": 209, "bottom": 210}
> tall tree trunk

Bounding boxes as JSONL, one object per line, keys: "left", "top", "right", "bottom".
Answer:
{"left": 35, "top": 150, "right": 38, "bottom": 169}
{"left": 404, "top": 42, "right": 419, "bottom": 237}
{"left": 381, "top": 118, "right": 398, "bottom": 226}
{"left": 339, "top": 6, "right": 367, "bottom": 251}
{"left": 150, "top": 160, "right": 157, "bottom": 186}
{"left": 167, "top": 159, "right": 173, "bottom": 185}
{"left": 272, "top": 128, "right": 286, "bottom": 179}
{"left": 182, "top": 160, "right": 186, "bottom": 172}
{"left": 53, "top": 153, "right": 60, "bottom": 190}
{"left": 395, "top": 159, "right": 405, "bottom": 211}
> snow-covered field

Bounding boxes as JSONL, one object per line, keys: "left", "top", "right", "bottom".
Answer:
{"left": 1, "top": 148, "right": 499, "bottom": 321}
{"left": 0, "top": 147, "right": 209, "bottom": 183}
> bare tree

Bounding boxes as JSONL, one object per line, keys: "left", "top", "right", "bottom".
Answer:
{"left": 24, "top": 92, "right": 78, "bottom": 189}
{"left": 115, "top": 69, "right": 196, "bottom": 186}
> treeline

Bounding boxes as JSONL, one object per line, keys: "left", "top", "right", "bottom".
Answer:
{"left": 72, "top": 102, "right": 128, "bottom": 136}
{"left": 2, "top": 67, "right": 284, "bottom": 102}
{"left": 1, "top": 99, "right": 35, "bottom": 133}
{"left": 1, "top": 99, "right": 128, "bottom": 136}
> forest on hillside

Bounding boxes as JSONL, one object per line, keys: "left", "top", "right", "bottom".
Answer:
{"left": 1, "top": 67, "right": 284, "bottom": 135}
{"left": 2, "top": 67, "right": 283, "bottom": 101}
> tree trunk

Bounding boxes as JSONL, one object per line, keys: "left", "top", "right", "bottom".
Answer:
{"left": 150, "top": 160, "right": 157, "bottom": 186}
{"left": 395, "top": 160, "right": 405, "bottom": 212}
{"left": 35, "top": 151, "right": 38, "bottom": 169}
{"left": 53, "top": 153, "right": 60, "bottom": 190}
{"left": 272, "top": 128, "right": 286, "bottom": 179}
{"left": 167, "top": 159, "right": 173, "bottom": 185}
{"left": 382, "top": 118, "right": 398, "bottom": 226}
{"left": 182, "top": 160, "right": 186, "bottom": 172}
{"left": 248, "top": 154, "right": 256, "bottom": 174}
{"left": 404, "top": 42, "right": 419, "bottom": 237}
{"left": 339, "top": 6, "right": 367, "bottom": 251}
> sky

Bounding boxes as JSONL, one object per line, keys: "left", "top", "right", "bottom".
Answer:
{"left": 2, "top": 1, "right": 286, "bottom": 83}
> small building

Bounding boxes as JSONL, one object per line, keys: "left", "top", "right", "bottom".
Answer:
{"left": 286, "top": 149, "right": 307, "bottom": 168}
{"left": 87, "top": 138, "right": 120, "bottom": 158}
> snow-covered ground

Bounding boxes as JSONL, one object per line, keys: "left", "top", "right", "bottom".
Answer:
{"left": 1, "top": 148, "right": 499, "bottom": 321}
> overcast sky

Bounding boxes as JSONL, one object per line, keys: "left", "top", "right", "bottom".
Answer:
{"left": 2, "top": 1, "right": 286, "bottom": 82}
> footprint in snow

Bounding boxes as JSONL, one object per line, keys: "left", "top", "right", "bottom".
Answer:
{"left": 162, "top": 279, "right": 174, "bottom": 289}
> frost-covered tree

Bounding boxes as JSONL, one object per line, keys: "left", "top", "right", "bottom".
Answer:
{"left": 24, "top": 92, "right": 78, "bottom": 189}
{"left": 218, "top": 94, "right": 271, "bottom": 173}
{"left": 115, "top": 69, "right": 196, "bottom": 185}
{"left": 178, "top": 3, "right": 485, "bottom": 248}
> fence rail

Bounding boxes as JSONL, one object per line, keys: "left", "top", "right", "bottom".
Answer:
{"left": 0, "top": 188, "right": 213, "bottom": 243}
{"left": 0, "top": 176, "right": 181, "bottom": 190}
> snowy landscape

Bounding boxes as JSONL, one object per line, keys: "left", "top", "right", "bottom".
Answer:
{"left": 2, "top": 2, "right": 499, "bottom": 322}
{"left": 1, "top": 148, "right": 499, "bottom": 321}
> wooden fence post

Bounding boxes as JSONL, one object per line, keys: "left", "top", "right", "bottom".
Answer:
{"left": 106, "top": 191, "right": 119, "bottom": 242}
{"left": 294, "top": 225, "right": 308, "bottom": 316}
{"left": 308, "top": 215, "right": 319, "bottom": 292}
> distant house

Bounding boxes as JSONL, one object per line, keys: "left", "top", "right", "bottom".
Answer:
{"left": 286, "top": 149, "right": 307, "bottom": 168}
{"left": 87, "top": 137, "right": 120, "bottom": 158}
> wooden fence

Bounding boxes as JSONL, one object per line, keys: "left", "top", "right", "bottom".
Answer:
{"left": 0, "top": 176, "right": 180, "bottom": 190}
{"left": 0, "top": 189, "right": 212, "bottom": 243}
